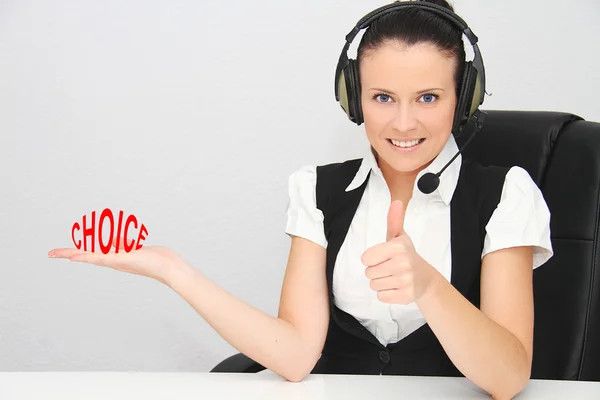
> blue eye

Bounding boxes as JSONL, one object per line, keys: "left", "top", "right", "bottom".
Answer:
{"left": 420, "top": 94, "right": 438, "bottom": 103}
{"left": 374, "top": 93, "right": 392, "bottom": 103}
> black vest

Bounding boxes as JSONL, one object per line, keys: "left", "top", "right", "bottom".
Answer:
{"left": 311, "top": 158, "right": 509, "bottom": 376}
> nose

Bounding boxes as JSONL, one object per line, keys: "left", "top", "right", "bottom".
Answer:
{"left": 391, "top": 102, "right": 418, "bottom": 133}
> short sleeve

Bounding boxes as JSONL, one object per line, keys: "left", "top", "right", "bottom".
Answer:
{"left": 284, "top": 165, "right": 328, "bottom": 248}
{"left": 482, "top": 166, "right": 553, "bottom": 269}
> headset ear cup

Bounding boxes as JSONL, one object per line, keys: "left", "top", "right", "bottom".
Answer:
{"left": 337, "top": 66, "right": 351, "bottom": 119}
{"left": 469, "top": 70, "right": 484, "bottom": 118}
{"left": 347, "top": 59, "right": 363, "bottom": 125}
{"left": 452, "top": 62, "right": 477, "bottom": 134}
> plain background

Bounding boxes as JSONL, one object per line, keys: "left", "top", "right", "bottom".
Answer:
{"left": 1, "top": 0, "right": 599, "bottom": 372}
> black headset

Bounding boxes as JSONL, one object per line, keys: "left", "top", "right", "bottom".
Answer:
{"left": 334, "top": 1, "right": 486, "bottom": 136}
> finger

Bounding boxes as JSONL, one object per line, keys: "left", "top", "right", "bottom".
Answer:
{"left": 361, "top": 242, "right": 388, "bottom": 267}
{"left": 369, "top": 276, "right": 398, "bottom": 292}
{"left": 107, "top": 233, "right": 137, "bottom": 253}
{"left": 111, "top": 233, "right": 126, "bottom": 252}
{"left": 386, "top": 200, "right": 406, "bottom": 242}
{"left": 369, "top": 274, "right": 412, "bottom": 291}
{"left": 369, "top": 276, "right": 397, "bottom": 291}
{"left": 365, "top": 257, "right": 410, "bottom": 280}
{"left": 69, "top": 251, "right": 117, "bottom": 267}
{"left": 361, "top": 241, "right": 409, "bottom": 267}
{"left": 377, "top": 289, "right": 413, "bottom": 305}
{"left": 365, "top": 263, "right": 393, "bottom": 280}
{"left": 48, "top": 248, "right": 86, "bottom": 259}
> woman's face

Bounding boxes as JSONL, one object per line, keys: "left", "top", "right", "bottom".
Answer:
{"left": 359, "top": 41, "right": 457, "bottom": 176}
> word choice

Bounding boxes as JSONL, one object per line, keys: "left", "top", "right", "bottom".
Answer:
{"left": 72, "top": 209, "right": 148, "bottom": 254}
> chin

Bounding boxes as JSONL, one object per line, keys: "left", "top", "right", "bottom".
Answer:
{"left": 374, "top": 146, "right": 426, "bottom": 171}
{"left": 378, "top": 154, "right": 429, "bottom": 175}
{"left": 390, "top": 162, "right": 428, "bottom": 175}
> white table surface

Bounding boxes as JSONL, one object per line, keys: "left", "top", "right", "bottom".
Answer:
{"left": 1, "top": 371, "right": 599, "bottom": 399}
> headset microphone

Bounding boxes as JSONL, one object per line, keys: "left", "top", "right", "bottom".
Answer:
{"left": 417, "top": 110, "right": 487, "bottom": 194}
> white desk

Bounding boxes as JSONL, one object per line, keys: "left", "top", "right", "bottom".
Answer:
{"left": 1, "top": 371, "right": 599, "bottom": 399}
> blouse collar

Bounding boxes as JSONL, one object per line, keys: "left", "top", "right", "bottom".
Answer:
{"left": 345, "top": 134, "right": 461, "bottom": 206}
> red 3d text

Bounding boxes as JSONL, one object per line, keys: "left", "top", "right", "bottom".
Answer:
{"left": 71, "top": 209, "right": 148, "bottom": 254}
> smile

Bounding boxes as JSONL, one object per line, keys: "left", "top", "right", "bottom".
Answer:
{"left": 387, "top": 138, "right": 426, "bottom": 150}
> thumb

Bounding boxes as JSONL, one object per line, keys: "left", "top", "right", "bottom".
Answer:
{"left": 111, "top": 233, "right": 131, "bottom": 253}
{"left": 386, "top": 200, "right": 406, "bottom": 241}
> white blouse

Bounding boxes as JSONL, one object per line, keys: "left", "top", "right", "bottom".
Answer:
{"left": 285, "top": 134, "right": 553, "bottom": 346}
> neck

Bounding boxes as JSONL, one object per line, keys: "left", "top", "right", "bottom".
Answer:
{"left": 373, "top": 148, "right": 429, "bottom": 205}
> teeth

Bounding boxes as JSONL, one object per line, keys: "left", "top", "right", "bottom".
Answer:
{"left": 390, "top": 139, "right": 422, "bottom": 148}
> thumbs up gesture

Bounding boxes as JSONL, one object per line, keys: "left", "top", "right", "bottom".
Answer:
{"left": 361, "top": 200, "right": 438, "bottom": 305}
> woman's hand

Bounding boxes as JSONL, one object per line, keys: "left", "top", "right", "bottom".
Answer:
{"left": 48, "top": 236, "right": 189, "bottom": 286}
{"left": 362, "top": 200, "right": 441, "bottom": 304}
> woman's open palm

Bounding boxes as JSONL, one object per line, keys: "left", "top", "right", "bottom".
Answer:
{"left": 48, "top": 237, "right": 187, "bottom": 285}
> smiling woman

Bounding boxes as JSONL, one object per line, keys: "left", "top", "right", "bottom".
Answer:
{"left": 48, "top": 1, "right": 552, "bottom": 399}
{"left": 361, "top": 41, "right": 456, "bottom": 187}
{"left": 354, "top": 1, "right": 466, "bottom": 199}
{"left": 296, "top": 2, "right": 551, "bottom": 398}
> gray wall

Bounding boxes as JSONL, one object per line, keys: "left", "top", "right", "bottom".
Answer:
{"left": 1, "top": 0, "right": 599, "bottom": 372}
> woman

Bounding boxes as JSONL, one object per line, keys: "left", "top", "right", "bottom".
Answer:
{"left": 48, "top": 1, "right": 552, "bottom": 399}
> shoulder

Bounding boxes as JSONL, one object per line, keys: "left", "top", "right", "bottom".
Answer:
{"left": 288, "top": 158, "right": 362, "bottom": 177}
{"left": 285, "top": 165, "right": 329, "bottom": 248}
{"left": 453, "top": 160, "right": 511, "bottom": 217}
{"left": 483, "top": 165, "right": 553, "bottom": 268}
{"left": 458, "top": 160, "right": 540, "bottom": 198}
{"left": 314, "top": 158, "right": 363, "bottom": 183}
{"left": 288, "top": 164, "right": 317, "bottom": 185}
{"left": 496, "top": 165, "right": 549, "bottom": 220}
{"left": 459, "top": 159, "right": 511, "bottom": 188}
{"left": 288, "top": 158, "right": 363, "bottom": 190}
{"left": 502, "top": 165, "right": 540, "bottom": 192}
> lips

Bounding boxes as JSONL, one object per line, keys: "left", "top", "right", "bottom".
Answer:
{"left": 388, "top": 138, "right": 426, "bottom": 149}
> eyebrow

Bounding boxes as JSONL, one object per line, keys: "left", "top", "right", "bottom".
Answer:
{"left": 369, "top": 88, "right": 446, "bottom": 95}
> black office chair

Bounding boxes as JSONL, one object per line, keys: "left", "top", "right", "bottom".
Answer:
{"left": 211, "top": 110, "right": 600, "bottom": 381}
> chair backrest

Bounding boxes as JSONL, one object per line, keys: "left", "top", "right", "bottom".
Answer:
{"left": 459, "top": 110, "right": 600, "bottom": 381}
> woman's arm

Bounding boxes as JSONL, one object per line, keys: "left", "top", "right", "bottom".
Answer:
{"left": 167, "top": 236, "right": 329, "bottom": 382}
{"left": 415, "top": 245, "right": 534, "bottom": 400}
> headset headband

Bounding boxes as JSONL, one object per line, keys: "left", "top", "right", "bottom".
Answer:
{"left": 334, "top": 1, "right": 486, "bottom": 106}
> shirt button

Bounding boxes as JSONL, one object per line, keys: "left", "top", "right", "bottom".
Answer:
{"left": 379, "top": 351, "right": 391, "bottom": 364}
